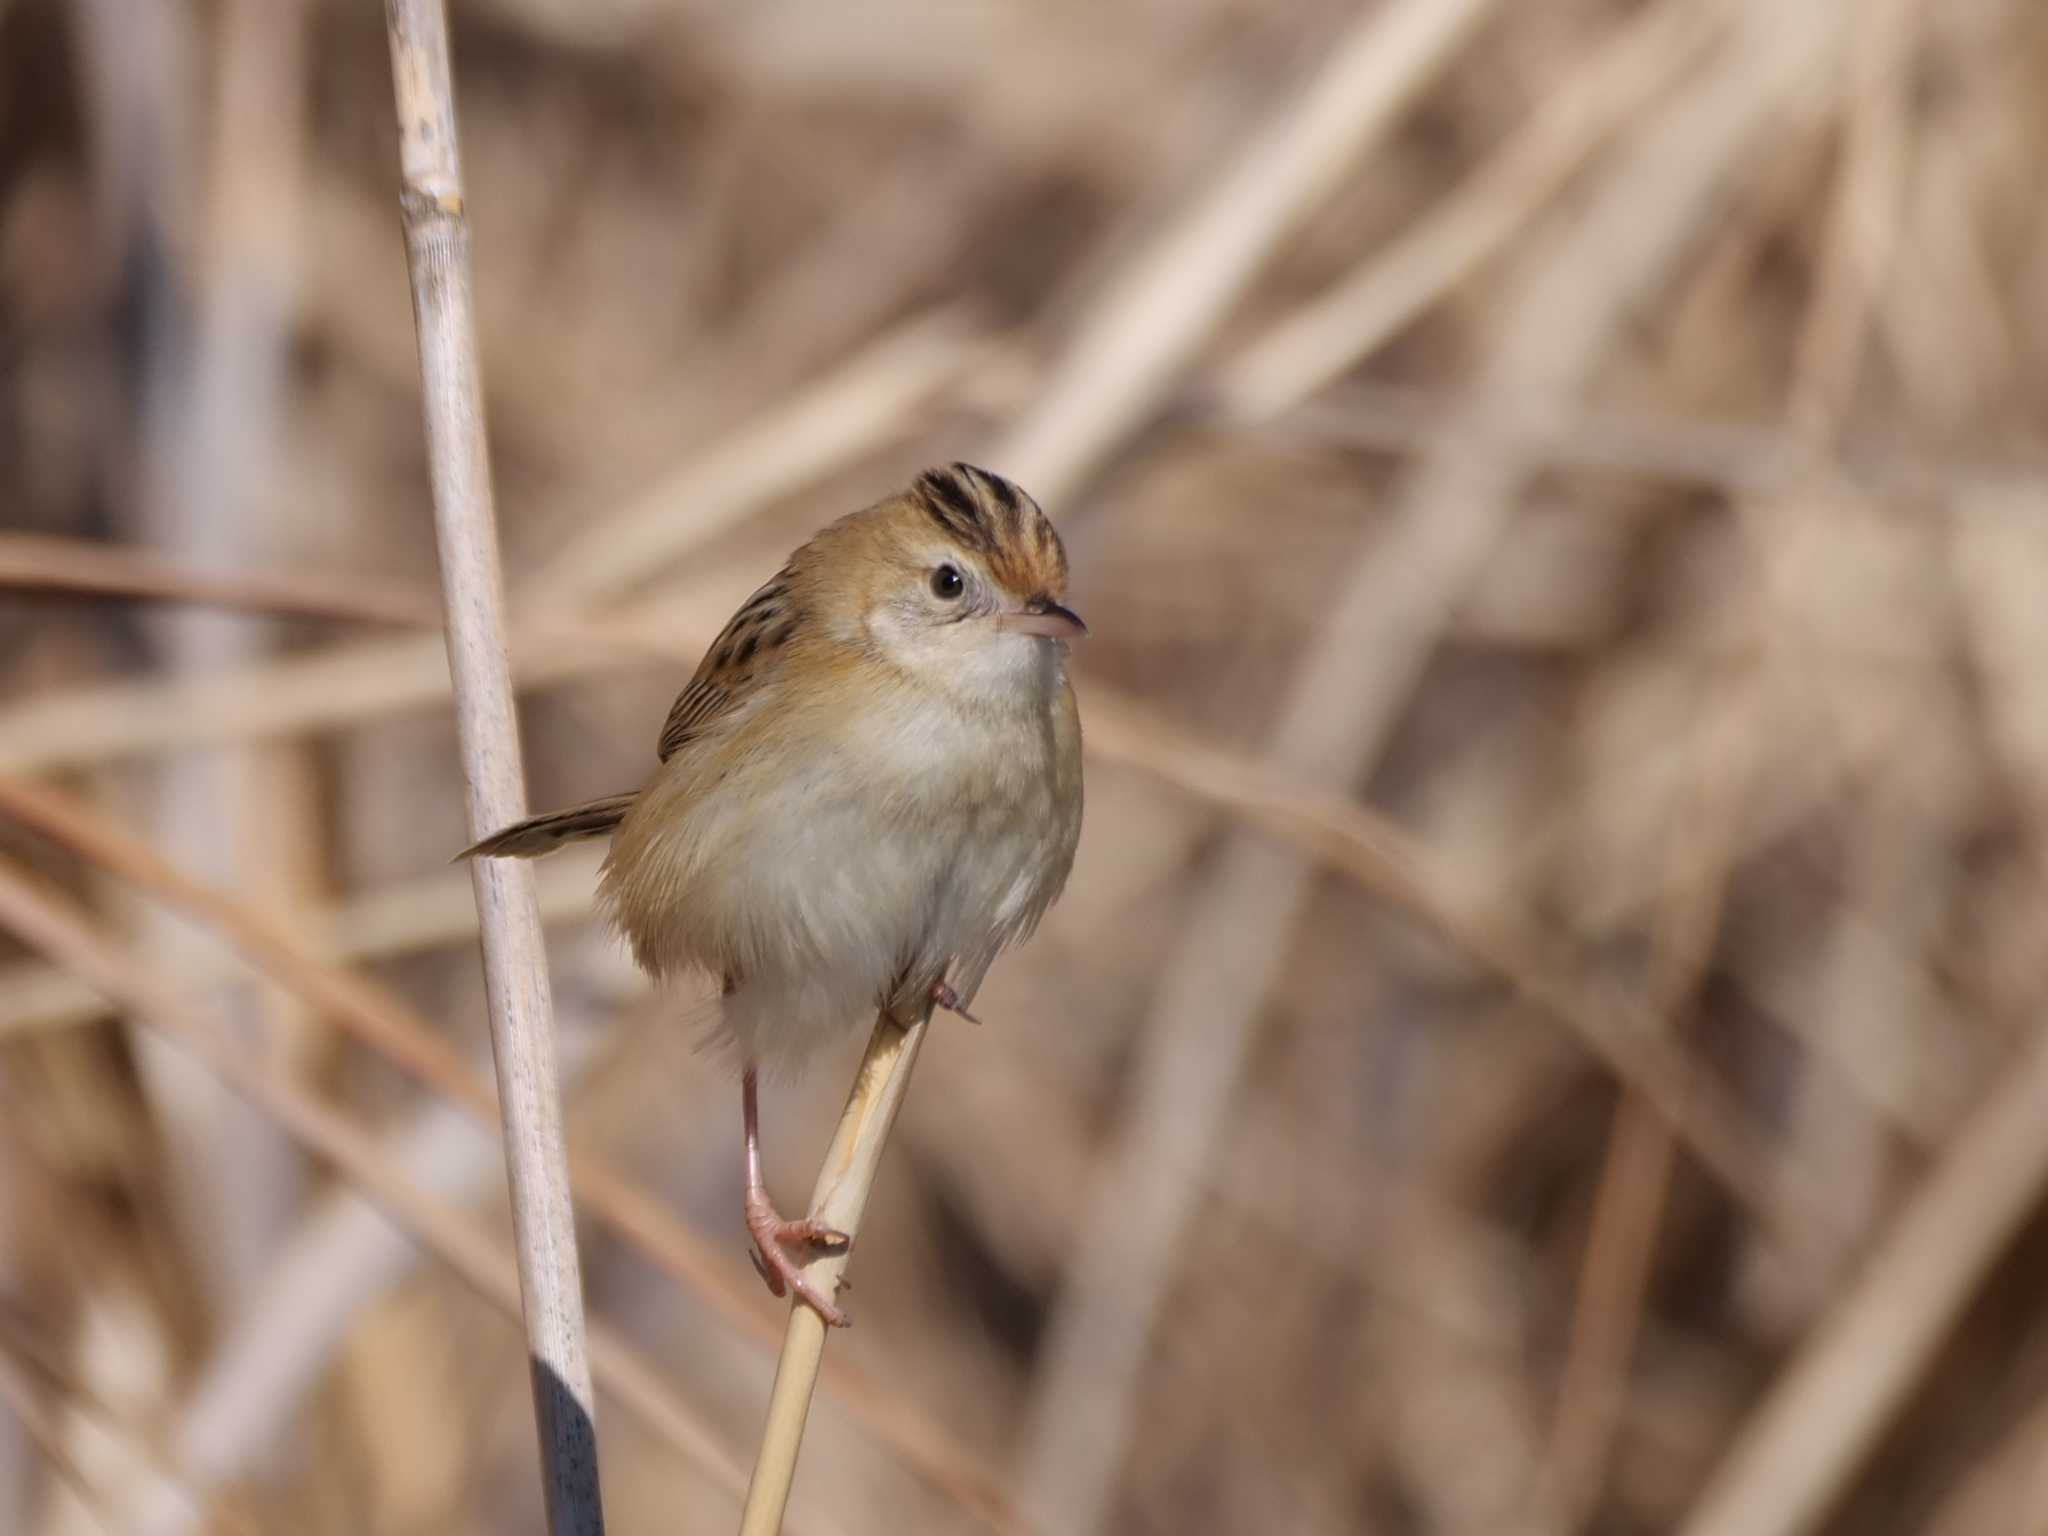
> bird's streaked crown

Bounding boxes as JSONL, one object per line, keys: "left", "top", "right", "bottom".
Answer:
{"left": 909, "top": 462, "right": 1070, "bottom": 603}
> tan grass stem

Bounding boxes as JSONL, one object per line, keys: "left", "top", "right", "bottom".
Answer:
{"left": 0, "top": 532, "right": 443, "bottom": 625}
{"left": 739, "top": 1013, "right": 930, "bottom": 1536}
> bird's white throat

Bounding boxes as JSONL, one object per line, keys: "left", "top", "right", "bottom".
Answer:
{"left": 868, "top": 606, "right": 1065, "bottom": 714}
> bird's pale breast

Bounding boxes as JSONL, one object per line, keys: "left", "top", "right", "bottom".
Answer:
{"left": 599, "top": 666, "right": 1079, "bottom": 1072}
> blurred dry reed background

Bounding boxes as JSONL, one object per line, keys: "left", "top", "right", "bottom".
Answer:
{"left": 5, "top": 0, "right": 2048, "bottom": 1532}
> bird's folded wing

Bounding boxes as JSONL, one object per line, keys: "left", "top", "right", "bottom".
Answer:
{"left": 658, "top": 567, "right": 801, "bottom": 761}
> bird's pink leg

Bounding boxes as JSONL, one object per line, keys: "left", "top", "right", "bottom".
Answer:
{"left": 742, "top": 1066, "right": 852, "bottom": 1327}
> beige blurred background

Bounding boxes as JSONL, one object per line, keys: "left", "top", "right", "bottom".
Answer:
{"left": 6, "top": 0, "right": 2048, "bottom": 1532}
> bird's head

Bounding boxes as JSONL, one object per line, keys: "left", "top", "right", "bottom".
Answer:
{"left": 815, "top": 464, "right": 1083, "bottom": 705}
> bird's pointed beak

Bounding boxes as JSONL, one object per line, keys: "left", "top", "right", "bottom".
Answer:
{"left": 1000, "top": 596, "right": 1087, "bottom": 640}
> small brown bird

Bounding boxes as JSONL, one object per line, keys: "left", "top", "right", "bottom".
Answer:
{"left": 465, "top": 464, "right": 1084, "bottom": 1323}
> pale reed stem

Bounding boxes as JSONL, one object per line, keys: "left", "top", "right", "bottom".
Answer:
{"left": 381, "top": 2, "right": 603, "bottom": 1531}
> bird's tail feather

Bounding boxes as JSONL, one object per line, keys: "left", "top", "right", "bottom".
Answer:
{"left": 458, "top": 792, "right": 637, "bottom": 860}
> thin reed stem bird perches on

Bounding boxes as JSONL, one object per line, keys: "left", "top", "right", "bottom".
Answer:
{"left": 465, "top": 463, "right": 1085, "bottom": 1325}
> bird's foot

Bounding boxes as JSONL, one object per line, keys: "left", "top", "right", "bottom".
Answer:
{"left": 745, "top": 1188, "right": 852, "bottom": 1327}
{"left": 931, "top": 977, "right": 981, "bottom": 1024}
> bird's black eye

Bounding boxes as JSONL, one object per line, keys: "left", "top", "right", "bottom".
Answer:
{"left": 930, "top": 563, "right": 964, "bottom": 600}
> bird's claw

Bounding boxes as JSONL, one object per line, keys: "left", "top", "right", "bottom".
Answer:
{"left": 931, "top": 978, "right": 981, "bottom": 1025}
{"left": 745, "top": 1194, "right": 853, "bottom": 1327}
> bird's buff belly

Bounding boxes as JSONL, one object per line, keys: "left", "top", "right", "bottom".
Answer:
{"left": 600, "top": 783, "right": 1046, "bottom": 1068}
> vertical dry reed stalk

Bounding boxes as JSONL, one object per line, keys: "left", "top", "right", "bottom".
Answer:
{"left": 381, "top": 2, "right": 604, "bottom": 1531}
{"left": 739, "top": 1013, "right": 930, "bottom": 1536}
